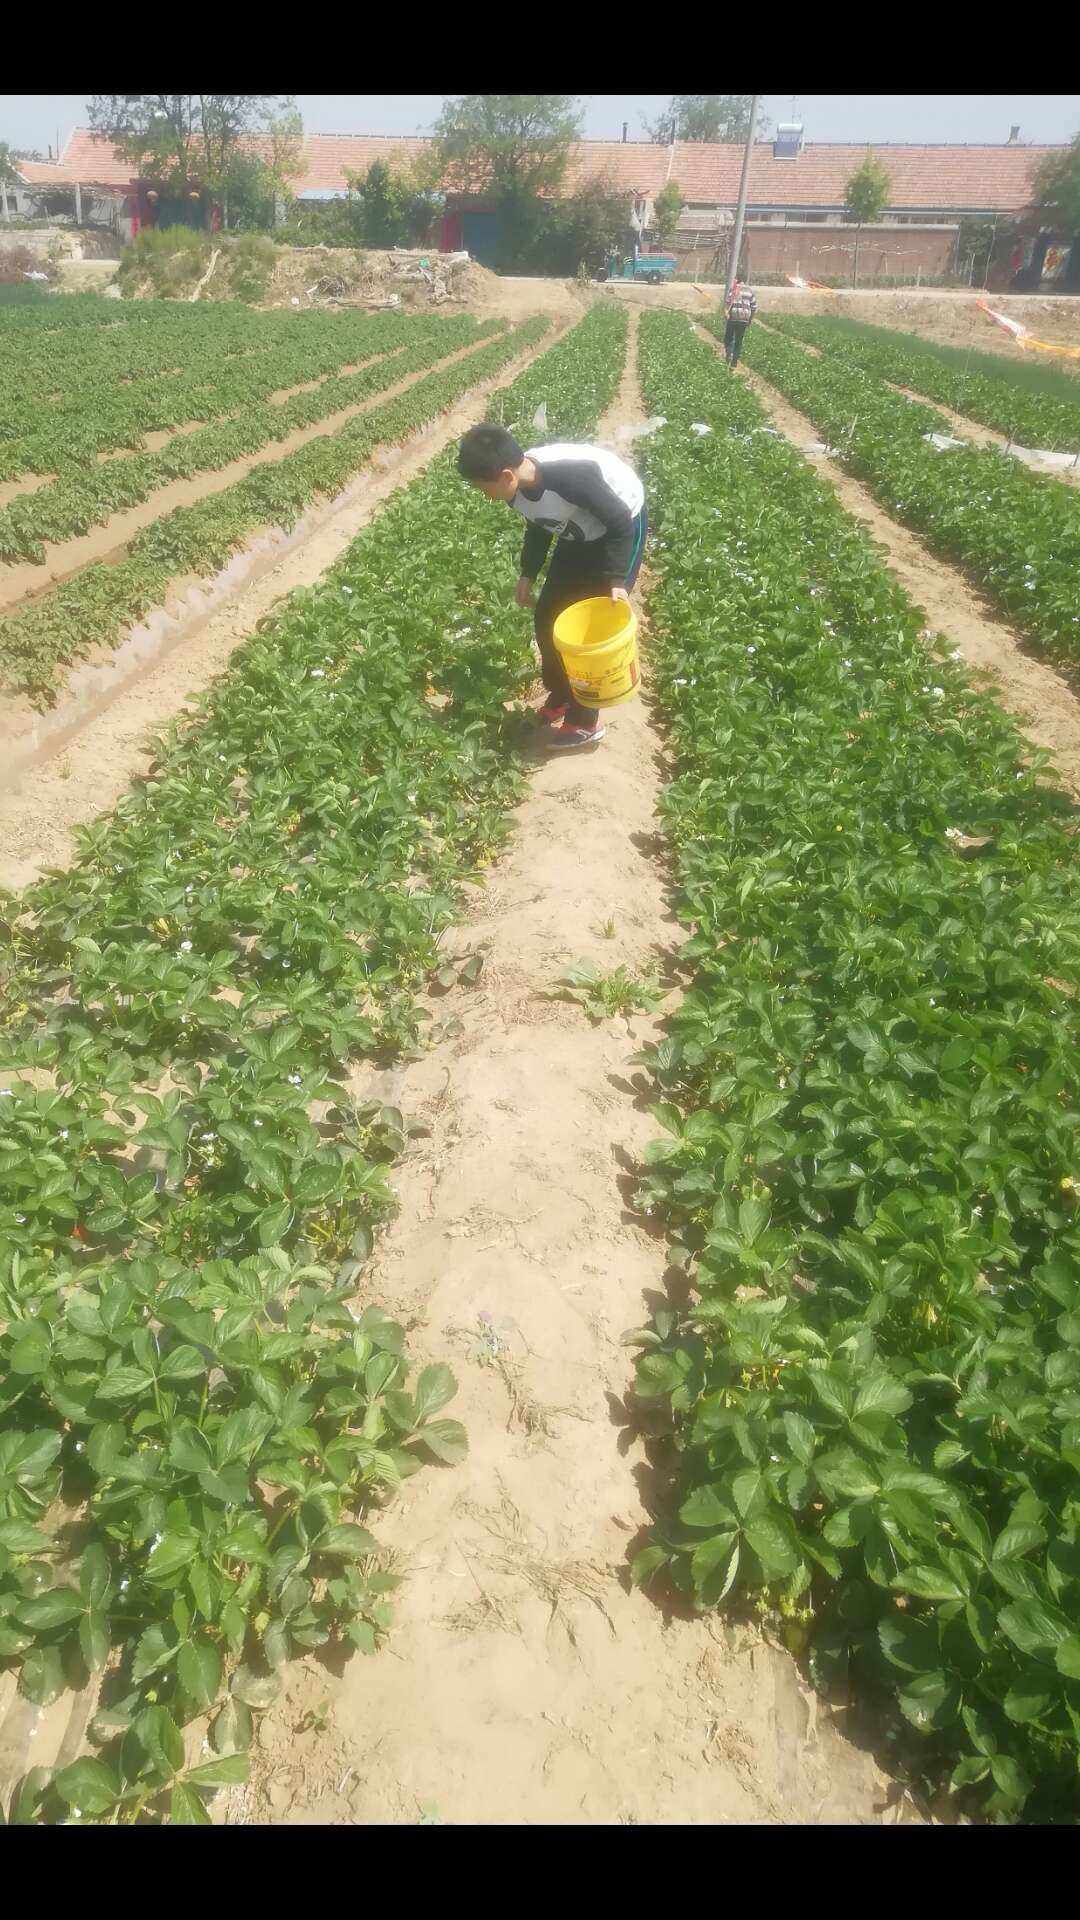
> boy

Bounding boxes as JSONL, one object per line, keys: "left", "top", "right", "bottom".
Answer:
{"left": 457, "top": 423, "right": 647, "bottom": 751}
{"left": 723, "top": 280, "right": 758, "bottom": 367}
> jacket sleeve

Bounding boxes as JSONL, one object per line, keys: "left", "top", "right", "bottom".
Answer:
{"left": 520, "top": 523, "right": 553, "bottom": 580}
{"left": 540, "top": 459, "right": 636, "bottom": 583}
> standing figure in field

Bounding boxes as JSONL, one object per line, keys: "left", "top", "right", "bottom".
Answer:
{"left": 457, "top": 424, "right": 647, "bottom": 753}
{"left": 724, "top": 281, "right": 758, "bottom": 367}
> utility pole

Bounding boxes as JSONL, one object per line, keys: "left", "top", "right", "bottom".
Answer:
{"left": 725, "top": 93, "right": 759, "bottom": 303}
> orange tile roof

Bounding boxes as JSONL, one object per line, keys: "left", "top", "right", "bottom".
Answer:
{"left": 24, "top": 129, "right": 1064, "bottom": 217}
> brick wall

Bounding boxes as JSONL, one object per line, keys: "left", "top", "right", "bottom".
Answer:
{"left": 669, "top": 222, "right": 959, "bottom": 282}
{"left": 741, "top": 223, "right": 958, "bottom": 282}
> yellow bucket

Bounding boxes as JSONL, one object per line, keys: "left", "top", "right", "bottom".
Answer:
{"left": 552, "top": 596, "right": 640, "bottom": 709}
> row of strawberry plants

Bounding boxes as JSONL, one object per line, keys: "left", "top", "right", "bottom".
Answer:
{"left": 1, "top": 299, "right": 297, "bottom": 429}
{"left": 0, "top": 303, "right": 626, "bottom": 1825}
{"left": 490, "top": 296, "right": 628, "bottom": 438}
{"left": 0, "top": 317, "right": 549, "bottom": 708}
{"left": 0, "top": 318, "right": 502, "bottom": 563}
{"left": 733, "top": 319, "right": 1080, "bottom": 682}
{"left": 0, "top": 311, "right": 477, "bottom": 475}
{"left": 628, "top": 312, "right": 1080, "bottom": 1823}
{"left": 762, "top": 312, "right": 1080, "bottom": 454}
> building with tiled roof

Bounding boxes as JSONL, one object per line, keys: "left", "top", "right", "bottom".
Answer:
{"left": 17, "top": 125, "right": 1064, "bottom": 217}
{"left": 10, "top": 125, "right": 1070, "bottom": 284}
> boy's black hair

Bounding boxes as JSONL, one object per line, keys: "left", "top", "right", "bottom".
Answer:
{"left": 457, "top": 422, "right": 525, "bottom": 481}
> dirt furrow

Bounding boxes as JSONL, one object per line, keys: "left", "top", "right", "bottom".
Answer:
{"left": 694, "top": 327, "right": 1080, "bottom": 799}
{"left": 226, "top": 310, "right": 905, "bottom": 1828}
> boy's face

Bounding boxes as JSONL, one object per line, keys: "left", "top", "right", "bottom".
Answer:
{"left": 473, "top": 467, "right": 519, "bottom": 504}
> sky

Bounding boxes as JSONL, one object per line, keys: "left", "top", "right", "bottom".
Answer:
{"left": 3, "top": 94, "right": 1079, "bottom": 156}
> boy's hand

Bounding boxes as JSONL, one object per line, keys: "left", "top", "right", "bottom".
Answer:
{"left": 515, "top": 575, "right": 534, "bottom": 609}
{"left": 610, "top": 586, "right": 631, "bottom": 605}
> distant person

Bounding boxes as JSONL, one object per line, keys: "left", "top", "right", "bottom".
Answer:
{"left": 723, "top": 280, "right": 758, "bottom": 368}
{"left": 456, "top": 425, "right": 647, "bottom": 753}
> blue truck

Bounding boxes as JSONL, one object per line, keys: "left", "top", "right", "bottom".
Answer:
{"left": 602, "top": 251, "right": 677, "bottom": 286}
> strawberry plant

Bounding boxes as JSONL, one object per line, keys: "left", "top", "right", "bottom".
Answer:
{"left": 764, "top": 313, "right": 1080, "bottom": 455}
{"left": 627, "top": 312, "right": 1080, "bottom": 1825}
{"left": 728, "top": 319, "right": 1080, "bottom": 685}
{"left": 0, "top": 302, "right": 627, "bottom": 1824}
{"left": 1, "top": 317, "right": 551, "bottom": 707}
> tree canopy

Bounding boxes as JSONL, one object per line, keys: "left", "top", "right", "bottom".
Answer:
{"left": 652, "top": 180, "right": 685, "bottom": 243}
{"left": 426, "top": 95, "right": 582, "bottom": 198}
{"left": 843, "top": 151, "right": 891, "bottom": 226}
{"left": 645, "top": 96, "right": 765, "bottom": 145}
{"left": 87, "top": 95, "right": 295, "bottom": 198}
{"left": 1032, "top": 130, "right": 1080, "bottom": 235}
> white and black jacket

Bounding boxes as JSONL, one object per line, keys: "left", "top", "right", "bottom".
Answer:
{"left": 513, "top": 442, "right": 645, "bottom": 584}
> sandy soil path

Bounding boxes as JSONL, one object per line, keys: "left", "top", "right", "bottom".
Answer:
{"left": 226, "top": 312, "right": 908, "bottom": 1828}
{"left": 692, "top": 328, "right": 1080, "bottom": 800}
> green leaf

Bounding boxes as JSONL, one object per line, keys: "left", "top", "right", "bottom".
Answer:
{"left": 891, "top": 1566, "right": 965, "bottom": 1602}
{"left": 737, "top": 1195, "right": 771, "bottom": 1245}
{"left": 854, "top": 1371, "right": 912, "bottom": 1418}
{"left": 318, "top": 1523, "right": 379, "bottom": 1559}
{"left": 1004, "top": 1680, "right": 1053, "bottom": 1723}
{"left": 132, "top": 1621, "right": 180, "bottom": 1684}
{"left": 210, "top": 1697, "right": 253, "bottom": 1756}
{"left": 415, "top": 1418, "right": 468, "bottom": 1466}
{"left": 989, "top": 1752, "right": 1032, "bottom": 1804}
{"left": 680, "top": 1484, "right": 737, "bottom": 1529}
{"left": 79, "top": 1543, "right": 113, "bottom": 1609}
{"left": 19, "top": 1646, "right": 66, "bottom": 1706}
{"left": 230, "top": 1664, "right": 282, "bottom": 1710}
{"left": 1054, "top": 1636, "right": 1080, "bottom": 1679}
{"left": 145, "top": 1531, "right": 200, "bottom": 1584}
{"left": 782, "top": 1411, "right": 817, "bottom": 1466}
{"left": 0, "top": 1520, "right": 48, "bottom": 1553}
{"left": 178, "top": 1637, "right": 222, "bottom": 1712}
{"left": 744, "top": 1515, "right": 799, "bottom": 1577}
{"left": 185, "top": 1752, "right": 249, "bottom": 1789}
{"left": 136, "top": 1704, "right": 185, "bottom": 1779}
{"left": 257, "top": 1200, "right": 294, "bottom": 1248}
{"left": 897, "top": 1669, "right": 960, "bottom": 1732}
{"left": 160, "top": 1344, "right": 209, "bottom": 1381}
{"left": 16, "top": 1587, "right": 84, "bottom": 1629}
{"left": 691, "top": 1531, "right": 740, "bottom": 1604}
{"left": 53, "top": 1756, "right": 121, "bottom": 1816}
{"left": 79, "top": 1608, "right": 111, "bottom": 1674}
{"left": 170, "top": 1781, "right": 212, "bottom": 1825}
{"left": 998, "top": 1598, "right": 1071, "bottom": 1657}
{"left": 5, "top": 1767, "right": 51, "bottom": 1824}
{"left": 629, "top": 1545, "right": 669, "bottom": 1588}
{"left": 414, "top": 1363, "right": 457, "bottom": 1420}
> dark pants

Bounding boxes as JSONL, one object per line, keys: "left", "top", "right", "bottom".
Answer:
{"left": 535, "top": 506, "right": 648, "bottom": 728}
{"left": 724, "top": 318, "right": 749, "bottom": 366}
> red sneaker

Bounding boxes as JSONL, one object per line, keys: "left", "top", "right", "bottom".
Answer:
{"left": 544, "top": 719, "right": 606, "bottom": 751}
{"left": 537, "top": 699, "right": 568, "bottom": 724}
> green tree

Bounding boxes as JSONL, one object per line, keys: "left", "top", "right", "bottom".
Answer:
{"left": 87, "top": 95, "right": 291, "bottom": 201}
{"left": 344, "top": 159, "right": 439, "bottom": 249}
{"left": 652, "top": 180, "right": 685, "bottom": 244}
{"left": 646, "top": 96, "right": 766, "bottom": 144}
{"left": 534, "top": 176, "right": 629, "bottom": 276}
{"left": 427, "top": 95, "right": 581, "bottom": 271}
{"left": 0, "top": 142, "right": 21, "bottom": 222}
{"left": 843, "top": 150, "right": 891, "bottom": 286}
{"left": 1032, "top": 130, "right": 1080, "bottom": 287}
